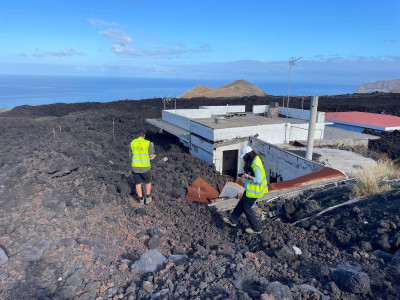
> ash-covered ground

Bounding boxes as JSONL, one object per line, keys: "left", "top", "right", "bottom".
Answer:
{"left": 0, "top": 95, "right": 399, "bottom": 300}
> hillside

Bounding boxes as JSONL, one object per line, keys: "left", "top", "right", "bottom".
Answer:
{"left": 0, "top": 95, "right": 399, "bottom": 299}
{"left": 355, "top": 78, "right": 400, "bottom": 93}
{"left": 177, "top": 79, "right": 268, "bottom": 98}
{"left": 390, "top": 86, "right": 400, "bottom": 93}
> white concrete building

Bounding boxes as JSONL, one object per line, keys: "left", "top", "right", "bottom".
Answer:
{"left": 147, "top": 105, "right": 327, "bottom": 181}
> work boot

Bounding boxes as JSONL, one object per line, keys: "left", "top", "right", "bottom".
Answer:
{"left": 245, "top": 228, "right": 262, "bottom": 234}
{"left": 139, "top": 197, "right": 144, "bottom": 206}
{"left": 223, "top": 217, "right": 236, "bottom": 227}
{"left": 145, "top": 195, "right": 152, "bottom": 205}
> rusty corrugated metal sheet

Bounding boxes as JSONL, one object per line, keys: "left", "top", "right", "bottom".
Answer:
{"left": 269, "top": 167, "right": 346, "bottom": 192}
{"left": 186, "top": 176, "right": 220, "bottom": 204}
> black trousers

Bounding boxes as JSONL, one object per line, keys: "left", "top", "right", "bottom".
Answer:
{"left": 229, "top": 193, "right": 261, "bottom": 232}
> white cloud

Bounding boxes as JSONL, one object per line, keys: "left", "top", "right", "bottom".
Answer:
{"left": 88, "top": 18, "right": 119, "bottom": 26}
{"left": 33, "top": 47, "right": 83, "bottom": 57}
{"left": 111, "top": 45, "right": 190, "bottom": 56}
{"left": 99, "top": 29, "right": 134, "bottom": 45}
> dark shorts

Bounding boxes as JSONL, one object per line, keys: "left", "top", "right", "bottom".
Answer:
{"left": 132, "top": 170, "right": 152, "bottom": 184}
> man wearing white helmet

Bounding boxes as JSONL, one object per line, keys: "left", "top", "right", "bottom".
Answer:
{"left": 223, "top": 145, "right": 268, "bottom": 234}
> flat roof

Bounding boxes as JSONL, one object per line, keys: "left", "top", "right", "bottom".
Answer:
{"left": 191, "top": 114, "right": 306, "bottom": 129}
{"left": 326, "top": 111, "right": 400, "bottom": 130}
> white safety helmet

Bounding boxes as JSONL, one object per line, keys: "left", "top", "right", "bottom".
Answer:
{"left": 239, "top": 145, "right": 253, "bottom": 159}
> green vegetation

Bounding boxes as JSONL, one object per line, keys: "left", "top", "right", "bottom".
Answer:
{"left": 350, "top": 158, "right": 400, "bottom": 197}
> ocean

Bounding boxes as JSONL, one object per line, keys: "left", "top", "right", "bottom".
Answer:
{"left": 0, "top": 75, "right": 358, "bottom": 109}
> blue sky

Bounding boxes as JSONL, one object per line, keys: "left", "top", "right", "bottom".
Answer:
{"left": 0, "top": 0, "right": 399, "bottom": 85}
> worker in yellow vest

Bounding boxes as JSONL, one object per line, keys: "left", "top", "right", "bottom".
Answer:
{"left": 223, "top": 145, "right": 268, "bottom": 234}
{"left": 131, "top": 132, "right": 155, "bottom": 205}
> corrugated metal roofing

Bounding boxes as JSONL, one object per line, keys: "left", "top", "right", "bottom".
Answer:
{"left": 326, "top": 111, "right": 400, "bottom": 129}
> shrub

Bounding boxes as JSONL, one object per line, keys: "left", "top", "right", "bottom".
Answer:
{"left": 350, "top": 158, "right": 400, "bottom": 197}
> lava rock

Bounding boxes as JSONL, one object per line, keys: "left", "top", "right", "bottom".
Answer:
{"left": 131, "top": 249, "right": 166, "bottom": 274}
{"left": 42, "top": 190, "right": 67, "bottom": 213}
{"left": 263, "top": 281, "right": 293, "bottom": 300}
{"left": 21, "top": 238, "right": 52, "bottom": 262}
{"left": 329, "top": 264, "right": 370, "bottom": 294}
{"left": 372, "top": 250, "right": 393, "bottom": 262}
{"left": 0, "top": 247, "right": 8, "bottom": 267}
{"left": 147, "top": 236, "right": 162, "bottom": 249}
{"left": 274, "top": 245, "right": 297, "bottom": 262}
{"left": 392, "top": 249, "right": 400, "bottom": 266}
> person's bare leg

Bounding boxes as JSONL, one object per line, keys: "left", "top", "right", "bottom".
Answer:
{"left": 145, "top": 183, "right": 151, "bottom": 196}
{"left": 145, "top": 183, "right": 152, "bottom": 204}
{"left": 136, "top": 184, "right": 143, "bottom": 198}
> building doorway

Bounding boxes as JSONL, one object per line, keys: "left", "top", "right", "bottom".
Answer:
{"left": 222, "top": 150, "right": 238, "bottom": 177}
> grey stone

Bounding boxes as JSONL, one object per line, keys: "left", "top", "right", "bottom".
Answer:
{"left": 0, "top": 273, "right": 9, "bottom": 281}
{"left": 172, "top": 246, "right": 186, "bottom": 255}
{"left": 372, "top": 250, "right": 393, "bottom": 262}
{"left": 107, "top": 287, "right": 118, "bottom": 298}
{"left": 392, "top": 249, "right": 400, "bottom": 265}
{"left": 391, "top": 232, "right": 400, "bottom": 248}
{"left": 359, "top": 241, "right": 373, "bottom": 251}
{"left": 264, "top": 281, "right": 293, "bottom": 300}
{"left": 117, "top": 180, "right": 131, "bottom": 197}
{"left": 147, "top": 236, "right": 162, "bottom": 249}
{"left": 135, "top": 207, "right": 147, "bottom": 215}
{"left": 42, "top": 190, "right": 67, "bottom": 213}
{"left": 75, "top": 292, "right": 92, "bottom": 300}
{"left": 300, "top": 248, "right": 312, "bottom": 260}
{"left": 60, "top": 238, "right": 77, "bottom": 247}
{"left": 274, "top": 245, "right": 297, "bottom": 262}
{"left": 214, "top": 266, "right": 226, "bottom": 277}
{"left": 151, "top": 288, "right": 169, "bottom": 299}
{"left": 131, "top": 249, "right": 166, "bottom": 274}
{"left": 85, "top": 281, "right": 100, "bottom": 292}
{"left": 330, "top": 264, "right": 370, "bottom": 294}
{"left": 53, "top": 285, "right": 77, "bottom": 300}
{"left": 143, "top": 281, "right": 154, "bottom": 293}
{"left": 232, "top": 268, "right": 256, "bottom": 292}
{"left": 21, "top": 238, "right": 51, "bottom": 262}
{"left": 0, "top": 247, "right": 9, "bottom": 267}
{"left": 166, "top": 254, "right": 188, "bottom": 261}
{"left": 48, "top": 159, "right": 79, "bottom": 177}
{"left": 149, "top": 226, "right": 166, "bottom": 237}
{"left": 64, "top": 269, "right": 86, "bottom": 286}
{"left": 292, "top": 284, "right": 329, "bottom": 299}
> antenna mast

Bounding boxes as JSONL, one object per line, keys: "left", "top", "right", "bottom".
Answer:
{"left": 286, "top": 56, "right": 303, "bottom": 120}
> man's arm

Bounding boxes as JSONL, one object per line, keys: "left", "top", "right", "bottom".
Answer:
{"left": 149, "top": 142, "right": 155, "bottom": 159}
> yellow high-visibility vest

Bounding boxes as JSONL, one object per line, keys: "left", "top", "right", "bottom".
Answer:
{"left": 246, "top": 156, "right": 268, "bottom": 198}
{"left": 131, "top": 138, "right": 151, "bottom": 168}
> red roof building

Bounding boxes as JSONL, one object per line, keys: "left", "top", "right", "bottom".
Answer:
{"left": 325, "top": 111, "right": 400, "bottom": 132}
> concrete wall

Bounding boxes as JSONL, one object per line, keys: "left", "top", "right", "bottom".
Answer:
{"left": 190, "top": 120, "right": 214, "bottom": 140}
{"left": 191, "top": 135, "right": 213, "bottom": 153}
{"left": 279, "top": 107, "right": 325, "bottom": 123}
{"left": 164, "top": 109, "right": 211, "bottom": 119}
{"left": 190, "top": 145, "right": 213, "bottom": 165}
{"left": 250, "top": 138, "right": 323, "bottom": 182}
{"left": 213, "top": 140, "right": 249, "bottom": 174}
{"left": 252, "top": 105, "right": 269, "bottom": 114}
{"left": 213, "top": 124, "right": 288, "bottom": 143}
{"left": 199, "top": 105, "right": 245, "bottom": 114}
{"left": 289, "top": 123, "right": 325, "bottom": 141}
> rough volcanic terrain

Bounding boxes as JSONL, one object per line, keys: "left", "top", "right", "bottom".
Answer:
{"left": 0, "top": 94, "right": 399, "bottom": 300}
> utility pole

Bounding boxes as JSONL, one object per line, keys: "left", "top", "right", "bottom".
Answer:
{"left": 286, "top": 57, "right": 303, "bottom": 120}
